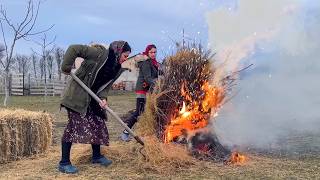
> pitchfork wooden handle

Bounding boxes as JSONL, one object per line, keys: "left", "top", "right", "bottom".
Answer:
{"left": 134, "top": 136, "right": 145, "bottom": 146}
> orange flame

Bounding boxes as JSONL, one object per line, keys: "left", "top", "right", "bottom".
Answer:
{"left": 227, "top": 152, "right": 247, "bottom": 165}
{"left": 164, "top": 81, "right": 225, "bottom": 143}
{"left": 179, "top": 102, "right": 191, "bottom": 118}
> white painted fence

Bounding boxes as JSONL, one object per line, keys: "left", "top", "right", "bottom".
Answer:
{"left": 0, "top": 73, "right": 67, "bottom": 96}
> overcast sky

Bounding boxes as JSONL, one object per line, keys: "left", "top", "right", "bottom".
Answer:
{"left": 0, "top": 0, "right": 236, "bottom": 59}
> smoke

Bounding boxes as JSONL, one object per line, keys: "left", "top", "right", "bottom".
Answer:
{"left": 206, "top": 0, "right": 320, "bottom": 151}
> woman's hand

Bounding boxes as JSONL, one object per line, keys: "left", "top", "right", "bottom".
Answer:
{"left": 99, "top": 99, "right": 108, "bottom": 109}
{"left": 62, "top": 70, "right": 71, "bottom": 75}
{"left": 134, "top": 54, "right": 149, "bottom": 62}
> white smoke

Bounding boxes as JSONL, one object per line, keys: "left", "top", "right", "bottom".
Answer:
{"left": 206, "top": 0, "right": 320, "bottom": 151}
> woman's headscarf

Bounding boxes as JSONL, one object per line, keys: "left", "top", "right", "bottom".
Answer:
{"left": 143, "top": 44, "right": 159, "bottom": 68}
{"left": 109, "top": 40, "right": 131, "bottom": 61}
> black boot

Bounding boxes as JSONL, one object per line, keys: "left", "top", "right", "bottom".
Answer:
{"left": 58, "top": 141, "right": 78, "bottom": 174}
{"left": 120, "top": 98, "right": 146, "bottom": 142}
{"left": 91, "top": 144, "right": 112, "bottom": 167}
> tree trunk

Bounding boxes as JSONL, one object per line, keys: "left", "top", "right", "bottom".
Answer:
{"left": 58, "top": 68, "right": 61, "bottom": 80}
{"left": 33, "top": 59, "right": 37, "bottom": 79}
{"left": 3, "top": 70, "right": 10, "bottom": 106}
{"left": 22, "top": 71, "right": 25, "bottom": 95}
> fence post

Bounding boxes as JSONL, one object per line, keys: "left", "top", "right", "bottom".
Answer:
{"left": 28, "top": 74, "right": 31, "bottom": 96}
{"left": 53, "top": 79, "right": 55, "bottom": 97}
{"left": 9, "top": 74, "right": 12, "bottom": 96}
{"left": 22, "top": 72, "right": 25, "bottom": 96}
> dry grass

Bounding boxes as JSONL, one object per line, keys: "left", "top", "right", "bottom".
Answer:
{"left": 72, "top": 137, "right": 198, "bottom": 175}
{"left": 0, "top": 95, "right": 319, "bottom": 179}
{"left": 0, "top": 144, "right": 319, "bottom": 179}
{"left": 0, "top": 108, "right": 53, "bottom": 163}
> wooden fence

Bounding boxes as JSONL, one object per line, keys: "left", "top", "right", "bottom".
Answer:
{"left": 0, "top": 73, "right": 135, "bottom": 96}
{"left": 0, "top": 73, "right": 67, "bottom": 96}
{"left": 11, "top": 73, "right": 24, "bottom": 96}
{"left": 29, "top": 80, "right": 67, "bottom": 96}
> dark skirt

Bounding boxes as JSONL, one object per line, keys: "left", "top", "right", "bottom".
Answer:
{"left": 62, "top": 108, "right": 109, "bottom": 145}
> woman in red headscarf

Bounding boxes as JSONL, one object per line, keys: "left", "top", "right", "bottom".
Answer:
{"left": 121, "top": 44, "right": 159, "bottom": 141}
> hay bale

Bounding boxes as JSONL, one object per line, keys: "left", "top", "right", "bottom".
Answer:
{"left": 0, "top": 108, "right": 53, "bottom": 164}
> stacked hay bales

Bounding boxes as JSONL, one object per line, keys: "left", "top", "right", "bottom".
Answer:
{"left": 0, "top": 109, "right": 53, "bottom": 164}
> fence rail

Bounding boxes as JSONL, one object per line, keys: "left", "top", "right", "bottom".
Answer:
{"left": 0, "top": 73, "right": 67, "bottom": 96}
{"left": 0, "top": 73, "right": 135, "bottom": 96}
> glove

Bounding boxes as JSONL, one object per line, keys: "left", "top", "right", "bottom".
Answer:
{"left": 142, "top": 82, "right": 149, "bottom": 88}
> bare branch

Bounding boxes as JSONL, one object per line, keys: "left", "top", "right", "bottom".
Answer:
{"left": 32, "top": 39, "right": 43, "bottom": 47}
{"left": 0, "top": 20, "right": 8, "bottom": 58}
{"left": 0, "top": 44, "right": 5, "bottom": 68}
{"left": 31, "top": 48, "right": 42, "bottom": 56}
{"left": 47, "top": 35, "right": 56, "bottom": 48}
{"left": 231, "top": 63, "right": 254, "bottom": 75}
{"left": 22, "top": 24, "right": 55, "bottom": 37}
{"left": 17, "top": 0, "right": 39, "bottom": 38}
{"left": 17, "top": 24, "right": 55, "bottom": 39}
{"left": 16, "top": 0, "right": 33, "bottom": 33}
{"left": 33, "top": 34, "right": 56, "bottom": 50}
{"left": 0, "top": 6, "right": 17, "bottom": 32}
{"left": 12, "top": 0, "right": 55, "bottom": 40}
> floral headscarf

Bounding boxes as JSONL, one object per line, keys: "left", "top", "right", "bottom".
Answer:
{"left": 109, "top": 40, "right": 128, "bottom": 61}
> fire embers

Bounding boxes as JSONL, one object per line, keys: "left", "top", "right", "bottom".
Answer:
{"left": 226, "top": 151, "right": 247, "bottom": 165}
{"left": 164, "top": 81, "right": 224, "bottom": 143}
{"left": 188, "top": 132, "right": 231, "bottom": 162}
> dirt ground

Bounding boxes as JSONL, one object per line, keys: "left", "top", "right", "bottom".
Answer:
{"left": 0, "top": 94, "right": 319, "bottom": 179}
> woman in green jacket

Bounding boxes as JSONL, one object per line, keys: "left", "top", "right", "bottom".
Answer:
{"left": 59, "top": 41, "right": 131, "bottom": 174}
{"left": 121, "top": 44, "right": 159, "bottom": 141}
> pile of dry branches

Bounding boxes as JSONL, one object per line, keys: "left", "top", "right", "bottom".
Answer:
{"left": 128, "top": 45, "right": 235, "bottom": 169}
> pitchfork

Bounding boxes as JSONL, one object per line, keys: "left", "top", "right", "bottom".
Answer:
{"left": 69, "top": 54, "right": 144, "bottom": 146}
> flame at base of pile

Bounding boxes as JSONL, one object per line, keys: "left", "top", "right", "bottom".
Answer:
{"left": 188, "top": 132, "right": 231, "bottom": 162}
{"left": 227, "top": 152, "right": 247, "bottom": 165}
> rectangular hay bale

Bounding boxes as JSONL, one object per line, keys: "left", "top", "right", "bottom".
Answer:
{"left": 0, "top": 109, "right": 53, "bottom": 164}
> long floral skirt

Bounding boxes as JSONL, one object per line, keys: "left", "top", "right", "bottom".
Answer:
{"left": 62, "top": 108, "right": 109, "bottom": 145}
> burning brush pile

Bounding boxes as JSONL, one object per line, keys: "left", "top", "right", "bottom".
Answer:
{"left": 135, "top": 45, "right": 246, "bottom": 167}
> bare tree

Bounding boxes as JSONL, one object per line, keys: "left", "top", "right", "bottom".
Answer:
{"left": 0, "top": 0, "right": 54, "bottom": 106}
{"left": 14, "top": 54, "right": 31, "bottom": 95}
{"left": 33, "top": 33, "right": 55, "bottom": 79}
{"left": 15, "top": 54, "right": 30, "bottom": 75}
{"left": 0, "top": 44, "right": 4, "bottom": 61}
{"left": 32, "top": 33, "right": 55, "bottom": 97}
{"left": 30, "top": 52, "right": 38, "bottom": 78}
{"left": 39, "top": 56, "right": 44, "bottom": 79}
{"left": 0, "top": 44, "right": 4, "bottom": 94}
{"left": 54, "top": 47, "right": 64, "bottom": 80}
{"left": 46, "top": 50, "right": 54, "bottom": 80}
